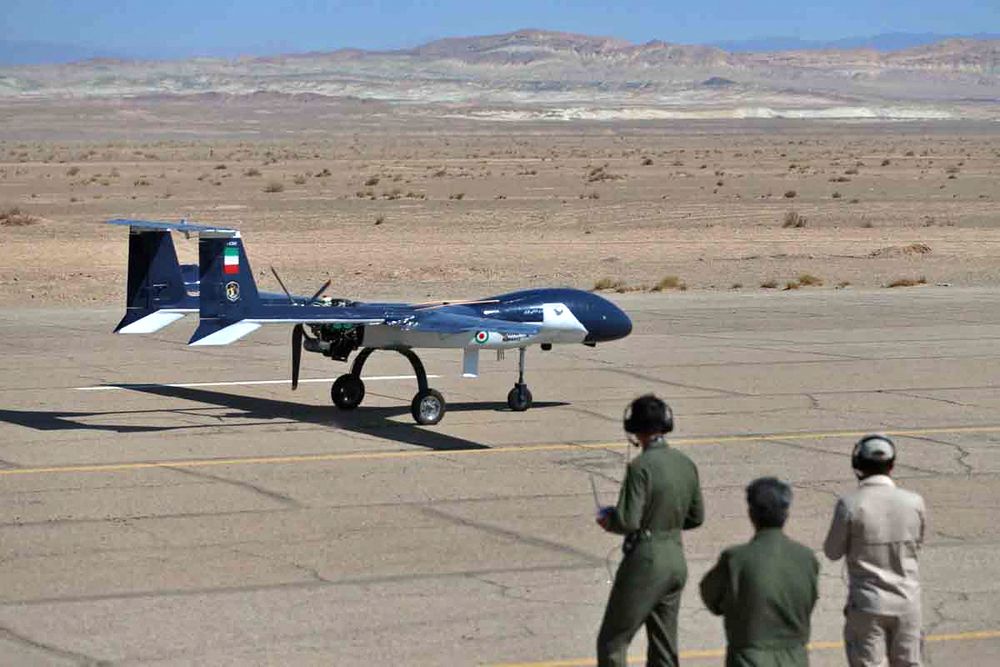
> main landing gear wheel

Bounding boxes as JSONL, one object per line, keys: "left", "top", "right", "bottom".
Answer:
{"left": 412, "top": 389, "right": 446, "bottom": 425}
{"left": 507, "top": 384, "right": 533, "bottom": 412}
{"left": 331, "top": 374, "right": 365, "bottom": 410}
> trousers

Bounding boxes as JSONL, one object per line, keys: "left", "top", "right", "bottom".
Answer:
{"left": 844, "top": 606, "right": 922, "bottom": 667}
{"left": 597, "top": 543, "right": 686, "bottom": 667}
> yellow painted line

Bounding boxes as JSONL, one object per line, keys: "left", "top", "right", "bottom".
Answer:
{"left": 3, "top": 424, "right": 1000, "bottom": 478}
{"left": 488, "top": 629, "right": 1000, "bottom": 667}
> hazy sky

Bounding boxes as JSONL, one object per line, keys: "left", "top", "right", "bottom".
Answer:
{"left": 2, "top": 0, "right": 997, "bottom": 59}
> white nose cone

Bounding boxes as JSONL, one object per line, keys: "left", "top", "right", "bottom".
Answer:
{"left": 541, "top": 303, "right": 587, "bottom": 343}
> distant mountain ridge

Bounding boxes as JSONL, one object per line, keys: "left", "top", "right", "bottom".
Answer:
{"left": 0, "top": 39, "right": 123, "bottom": 65}
{"left": 0, "top": 28, "right": 997, "bottom": 120}
{"left": 711, "top": 32, "right": 1000, "bottom": 53}
{"left": 2, "top": 29, "right": 999, "bottom": 65}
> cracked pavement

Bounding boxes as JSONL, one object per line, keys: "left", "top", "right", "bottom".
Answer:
{"left": 1, "top": 288, "right": 1000, "bottom": 664}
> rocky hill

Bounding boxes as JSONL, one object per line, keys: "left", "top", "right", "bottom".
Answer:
{"left": 0, "top": 29, "right": 997, "bottom": 119}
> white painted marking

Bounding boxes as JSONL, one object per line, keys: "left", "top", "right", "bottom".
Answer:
{"left": 75, "top": 375, "right": 440, "bottom": 391}
{"left": 189, "top": 321, "right": 262, "bottom": 346}
{"left": 116, "top": 309, "right": 195, "bottom": 334}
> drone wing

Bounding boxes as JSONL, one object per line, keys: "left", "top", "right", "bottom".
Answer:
{"left": 396, "top": 310, "right": 540, "bottom": 339}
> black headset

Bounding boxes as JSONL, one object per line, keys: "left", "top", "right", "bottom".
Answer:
{"left": 851, "top": 434, "right": 896, "bottom": 471}
{"left": 623, "top": 395, "right": 674, "bottom": 435}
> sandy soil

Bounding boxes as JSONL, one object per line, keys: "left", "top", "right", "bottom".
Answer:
{"left": 0, "top": 96, "right": 997, "bottom": 307}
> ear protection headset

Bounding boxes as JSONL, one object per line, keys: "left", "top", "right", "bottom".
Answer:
{"left": 851, "top": 434, "right": 896, "bottom": 472}
{"left": 623, "top": 395, "right": 674, "bottom": 436}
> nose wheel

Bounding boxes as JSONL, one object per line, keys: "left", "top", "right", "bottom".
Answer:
{"left": 507, "top": 383, "right": 533, "bottom": 411}
{"left": 506, "top": 347, "right": 534, "bottom": 412}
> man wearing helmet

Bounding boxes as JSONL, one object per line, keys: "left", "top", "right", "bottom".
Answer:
{"left": 823, "top": 435, "right": 927, "bottom": 667}
{"left": 595, "top": 394, "right": 704, "bottom": 667}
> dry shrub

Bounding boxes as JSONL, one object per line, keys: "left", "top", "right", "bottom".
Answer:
{"left": 886, "top": 277, "right": 927, "bottom": 288}
{"left": 650, "top": 276, "right": 687, "bottom": 292}
{"left": 869, "top": 243, "right": 931, "bottom": 258}
{"left": 592, "top": 277, "right": 626, "bottom": 292}
{"left": 364, "top": 175, "right": 380, "bottom": 186}
{"left": 797, "top": 273, "right": 823, "bottom": 286}
{"left": 784, "top": 281, "right": 801, "bottom": 290}
{"left": 586, "top": 165, "right": 622, "bottom": 183}
{"left": 0, "top": 207, "right": 39, "bottom": 227}
{"left": 263, "top": 181, "right": 284, "bottom": 193}
{"left": 244, "top": 167, "right": 261, "bottom": 177}
{"left": 449, "top": 192, "right": 465, "bottom": 200}
{"left": 782, "top": 211, "right": 806, "bottom": 228}
{"left": 783, "top": 190, "right": 797, "bottom": 199}
{"left": 760, "top": 280, "right": 778, "bottom": 289}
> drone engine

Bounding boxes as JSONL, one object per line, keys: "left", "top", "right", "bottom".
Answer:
{"left": 303, "top": 323, "right": 363, "bottom": 361}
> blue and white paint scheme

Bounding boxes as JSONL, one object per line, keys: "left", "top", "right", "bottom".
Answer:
{"left": 110, "top": 219, "right": 632, "bottom": 425}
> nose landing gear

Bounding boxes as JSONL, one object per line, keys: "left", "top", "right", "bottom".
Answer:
{"left": 506, "top": 347, "right": 534, "bottom": 412}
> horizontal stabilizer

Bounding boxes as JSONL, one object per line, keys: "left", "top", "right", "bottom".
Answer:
{"left": 189, "top": 320, "right": 262, "bottom": 346}
{"left": 108, "top": 218, "right": 237, "bottom": 236}
{"left": 116, "top": 309, "right": 194, "bottom": 334}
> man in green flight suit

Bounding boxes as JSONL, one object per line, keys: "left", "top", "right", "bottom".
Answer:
{"left": 700, "top": 477, "right": 819, "bottom": 667}
{"left": 596, "top": 394, "right": 704, "bottom": 667}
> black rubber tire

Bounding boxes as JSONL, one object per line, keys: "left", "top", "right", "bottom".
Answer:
{"left": 411, "top": 388, "right": 446, "bottom": 425}
{"left": 507, "top": 385, "right": 533, "bottom": 412}
{"left": 331, "top": 374, "right": 365, "bottom": 410}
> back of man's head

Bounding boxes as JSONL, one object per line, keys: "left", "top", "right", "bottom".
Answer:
{"left": 852, "top": 434, "right": 896, "bottom": 479}
{"left": 623, "top": 394, "right": 673, "bottom": 436}
{"left": 747, "top": 477, "right": 792, "bottom": 530}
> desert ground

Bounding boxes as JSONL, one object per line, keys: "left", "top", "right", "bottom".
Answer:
{"left": 0, "top": 97, "right": 998, "bottom": 307}
{"left": 1, "top": 96, "right": 1000, "bottom": 665}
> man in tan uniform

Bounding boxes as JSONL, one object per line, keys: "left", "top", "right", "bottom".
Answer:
{"left": 823, "top": 434, "right": 926, "bottom": 667}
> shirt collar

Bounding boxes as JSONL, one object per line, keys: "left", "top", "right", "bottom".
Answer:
{"left": 645, "top": 436, "right": 668, "bottom": 450}
{"left": 860, "top": 474, "right": 896, "bottom": 488}
{"left": 753, "top": 527, "right": 784, "bottom": 541}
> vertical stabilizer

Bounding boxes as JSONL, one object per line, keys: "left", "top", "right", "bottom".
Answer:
{"left": 190, "top": 232, "right": 261, "bottom": 343}
{"left": 115, "top": 229, "right": 197, "bottom": 333}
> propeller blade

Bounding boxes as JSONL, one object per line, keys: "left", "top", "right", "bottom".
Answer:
{"left": 270, "top": 266, "right": 294, "bottom": 304}
{"left": 308, "top": 279, "right": 332, "bottom": 303}
{"left": 291, "top": 324, "right": 303, "bottom": 390}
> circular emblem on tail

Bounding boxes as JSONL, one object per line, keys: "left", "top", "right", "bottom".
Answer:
{"left": 225, "top": 281, "right": 241, "bottom": 302}
{"left": 474, "top": 330, "right": 489, "bottom": 344}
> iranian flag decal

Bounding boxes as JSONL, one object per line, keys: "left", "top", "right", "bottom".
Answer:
{"left": 223, "top": 246, "right": 239, "bottom": 275}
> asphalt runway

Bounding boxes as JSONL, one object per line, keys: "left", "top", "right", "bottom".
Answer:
{"left": 2, "top": 288, "right": 1000, "bottom": 665}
